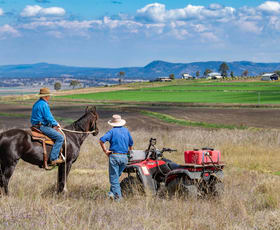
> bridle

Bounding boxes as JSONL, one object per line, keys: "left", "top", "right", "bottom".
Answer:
{"left": 61, "top": 112, "right": 98, "bottom": 135}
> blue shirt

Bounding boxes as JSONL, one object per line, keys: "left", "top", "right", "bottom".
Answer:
{"left": 30, "top": 98, "right": 58, "bottom": 126}
{"left": 100, "top": 126, "right": 133, "bottom": 154}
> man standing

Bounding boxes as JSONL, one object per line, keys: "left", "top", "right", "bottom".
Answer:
{"left": 99, "top": 114, "right": 133, "bottom": 201}
{"left": 31, "top": 87, "right": 64, "bottom": 165}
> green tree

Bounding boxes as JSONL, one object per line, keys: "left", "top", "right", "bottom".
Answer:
{"left": 219, "top": 62, "right": 229, "bottom": 77}
{"left": 54, "top": 82, "right": 61, "bottom": 91}
{"left": 196, "top": 71, "right": 200, "bottom": 78}
{"left": 69, "top": 80, "right": 80, "bottom": 89}
{"left": 242, "top": 70, "right": 249, "bottom": 77}
{"left": 169, "top": 73, "right": 175, "bottom": 80}
{"left": 118, "top": 71, "right": 125, "bottom": 85}
{"left": 230, "top": 71, "right": 234, "bottom": 78}
{"left": 204, "top": 69, "right": 212, "bottom": 77}
{"left": 274, "top": 70, "right": 280, "bottom": 76}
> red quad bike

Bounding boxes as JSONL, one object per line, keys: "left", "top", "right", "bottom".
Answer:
{"left": 120, "top": 138, "right": 225, "bottom": 198}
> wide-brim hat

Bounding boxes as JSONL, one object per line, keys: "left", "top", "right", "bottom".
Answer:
{"left": 108, "top": 114, "right": 126, "bottom": 127}
{"left": 38, "top": 87, "right": 53, "bottom": 96}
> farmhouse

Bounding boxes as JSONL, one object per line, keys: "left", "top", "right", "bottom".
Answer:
{"left": 181, "top": 73, "right": 194, "bottom": 80}
{"left": 154, "top": 77, "right": 172, "bottom": 82}
{"left": 207, "top": 72, "right": 223, "bottom": 79}
{"left": 261, "top": 73, "right": 279, "bottom": 81}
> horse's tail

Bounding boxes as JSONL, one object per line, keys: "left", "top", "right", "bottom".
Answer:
{"left": 0, "top": 130, "right": 5, "bottom": 158}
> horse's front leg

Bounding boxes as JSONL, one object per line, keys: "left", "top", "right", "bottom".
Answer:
{"left": 57, "top": 162, "right": 72, "bottom": 193}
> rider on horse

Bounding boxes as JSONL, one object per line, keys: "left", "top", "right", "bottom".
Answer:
{"left": 30, "top": 87, "right": 64, "bottom": 165}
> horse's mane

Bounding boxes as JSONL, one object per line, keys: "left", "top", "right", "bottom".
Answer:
{"left": 65, "top": 112, "right": 94, "bottom": 131}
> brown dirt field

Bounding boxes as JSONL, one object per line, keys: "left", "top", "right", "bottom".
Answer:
{"left": 143, "top": 106, "right": 280, "bottom": 129}
{"left": 0, "top": 101, "right": 280, "bottom": 130}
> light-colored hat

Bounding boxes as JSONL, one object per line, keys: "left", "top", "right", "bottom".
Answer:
{"left": 39, "top": 87, "right": 52, "bottom": 96}
{"left": 108, "top": 114, "right": 126, "bottom": 127}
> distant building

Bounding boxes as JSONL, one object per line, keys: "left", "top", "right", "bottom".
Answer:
{"left": 181, "top": 73, "right": 194, "bottom": 80}
{"left": 207, "top": 72, "right": 223, "bottom": 79}
{"left": 153, "top": 77, "right": 172, "bottom": 82}
{"left": 261, "top": 73, "right": 279, "bottom": 81}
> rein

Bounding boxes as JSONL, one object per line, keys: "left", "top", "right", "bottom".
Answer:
{"left": 58, "top": 119, "right": 97, "bottom": 192}
{"left": 60, "top": 128, "right": 97, "bottom": 134}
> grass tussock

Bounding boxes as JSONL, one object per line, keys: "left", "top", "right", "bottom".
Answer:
{"left": 0, "top": 126, "right": 280, "bottom": 229}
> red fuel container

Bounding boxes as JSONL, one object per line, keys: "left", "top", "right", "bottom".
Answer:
{"left": 184, "top": 150, "right": 221, "bottom": 165}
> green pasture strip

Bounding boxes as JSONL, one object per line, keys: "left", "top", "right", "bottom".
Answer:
{"left": 141, "top": 110, "right": 247, "bottom": 130}
{"left": 144, "top": 81, "right": 280, "bottom": 87}
{"left": 58, "top": 89, "right": 280, "bottom": 104}
{"left": 190, "top": 81, "right": 280, "bottom": 86}
{"left": 0, "top": 112, "right": 29, "bottom": 118}
{"left": 274, "top": 171, "right": 280, "bottom": 176}
{"left": 55, "top": 116, "right": 75, "bottom": 125}
{"left": 139, "top": 81, "right": 280, "bottom": 92}
{"left": 141, "top": 85, "right": 280, "bottom": 92}
{"left": 0, "top": 113, "right": 74, "bottom": 125}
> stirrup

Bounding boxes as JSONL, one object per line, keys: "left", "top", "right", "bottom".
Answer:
{"left": 60, "top": 153, "right": 66, "bottom": 161}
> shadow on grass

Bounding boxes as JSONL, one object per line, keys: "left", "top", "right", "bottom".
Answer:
{"left": 41, "top": 184, "right": 107, "bottom": 200}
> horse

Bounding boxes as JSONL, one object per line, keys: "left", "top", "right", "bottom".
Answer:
{"left": 0, "top": 105, "right": 99, "bottom": 195}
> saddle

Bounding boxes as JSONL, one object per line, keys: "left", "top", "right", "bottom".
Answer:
{"left": 31, "top": 127, "right": 54, "bottom": 145}
{"left": 30, "top": 126, "right": 63, "bottom": 170}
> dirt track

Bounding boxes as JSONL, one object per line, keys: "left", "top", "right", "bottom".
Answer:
{"left": 0, "top": 101, "right": 280, "bottom": 131}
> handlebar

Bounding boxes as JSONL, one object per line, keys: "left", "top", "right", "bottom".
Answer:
{"left": 162, "top": 148, "right": 177, "bottom": 152}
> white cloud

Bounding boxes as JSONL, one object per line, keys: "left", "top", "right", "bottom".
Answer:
{"left": 21, "top": 19, "right": 101, "bottom": 30}
{"left": 144, "top": 23, "right": 165, "bottom": 35}
{"left": 13, "top": 2, "right": 280, "bottom": 42}
{"left": 21, "top": 5, "right": 65, "bottom": 17}
{"left": 236, "top": 20, "right": 263, "bottom": 34}
{"left": 191, "top": 23, "right": 208, "bottom": 33}
{"left": 0, "top": 8, "right": 3, "bottom": 16}
{"left": 0, "top": 24, "right": 20, "bottom": 39}
{"left": 42, "top": 7, "right": 65, "bottom": 16}
{"left": 136, "top": 3, "right": 166, "bottom": 22}
{"left": 21, "top": 5, "right": 42, "bottom": 17}
{"left": 21, "top": 16, "right": 143, "bottom": 34}
{"left": 209, "top": 4, "right": 223, "bottom": 10}
{"left": 259, "top": 1, "right": 280, "bottom": 14}
{"left": 136, "top": 3, "right": 235, "bottom": 22}
{"left": 200, "top": 32, "right": 219, "bottom": 42}
{"left": 268, "top": 16, "right": 280, "bottom": 30}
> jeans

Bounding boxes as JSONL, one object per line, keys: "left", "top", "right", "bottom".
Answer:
{"left": 109, "top": 154, "right": 128, "bottom": 199}
{"left": 40, "top": 126, "right": 64, "bottom": 161}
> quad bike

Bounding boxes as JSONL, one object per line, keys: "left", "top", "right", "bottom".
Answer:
{"left": 120, "top": 138, "right": 225, "bottom": 198}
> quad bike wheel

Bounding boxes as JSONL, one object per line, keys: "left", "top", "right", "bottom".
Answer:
{"left": 209, "top": 177, "right": 224, "bottom": 197}
{"left": 120, "top": 176, "right": 144, "bottom": 197}
{"left": 167, "top": 176, "right": 198, "bottom": 199}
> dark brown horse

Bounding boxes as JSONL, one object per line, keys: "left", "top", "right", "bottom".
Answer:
{"left": 0, "top": 106, "right": 99, "bottom": 195}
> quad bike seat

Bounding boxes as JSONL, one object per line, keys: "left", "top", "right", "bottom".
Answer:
{"left": 167, "top": 162, "right": 183, "bottom": 170}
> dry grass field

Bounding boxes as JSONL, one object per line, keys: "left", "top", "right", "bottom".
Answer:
{"left": 0, "top": 122, "right": 280, "bottom": 230}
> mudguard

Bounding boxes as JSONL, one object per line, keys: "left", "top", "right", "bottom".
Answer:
{"left": 125, "top": 164, "right": 157, "bottom": 195}
{"left": 213, "top": 170, "right": 224, "bottom": 179}
{"left": 165, "top": 169, "right": 201, "bottom": 184}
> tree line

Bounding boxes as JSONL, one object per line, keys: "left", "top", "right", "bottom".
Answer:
{"left": 53, "top": 71, "right": 126, "bottom": 91}
{"left": 168, "top": 62, "right": 251, "bottom": 79}
{"left": 53, "top": 67, "right": 280, "bottom": 91}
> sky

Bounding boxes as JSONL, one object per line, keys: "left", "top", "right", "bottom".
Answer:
{"left": 0, "top": 0, "right": 280, "bottom": 67}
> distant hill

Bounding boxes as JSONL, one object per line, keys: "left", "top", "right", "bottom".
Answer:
{"left": 0, "top": 61, "right": 280, "bottom": 79}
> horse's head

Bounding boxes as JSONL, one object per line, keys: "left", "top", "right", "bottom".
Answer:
{"left": 85, "top": 105, "right": 99, "bottom": 136}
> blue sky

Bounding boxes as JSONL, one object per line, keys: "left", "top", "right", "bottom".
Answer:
{"left": 0, "top": 0, "right": 280, "bottom": 67}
